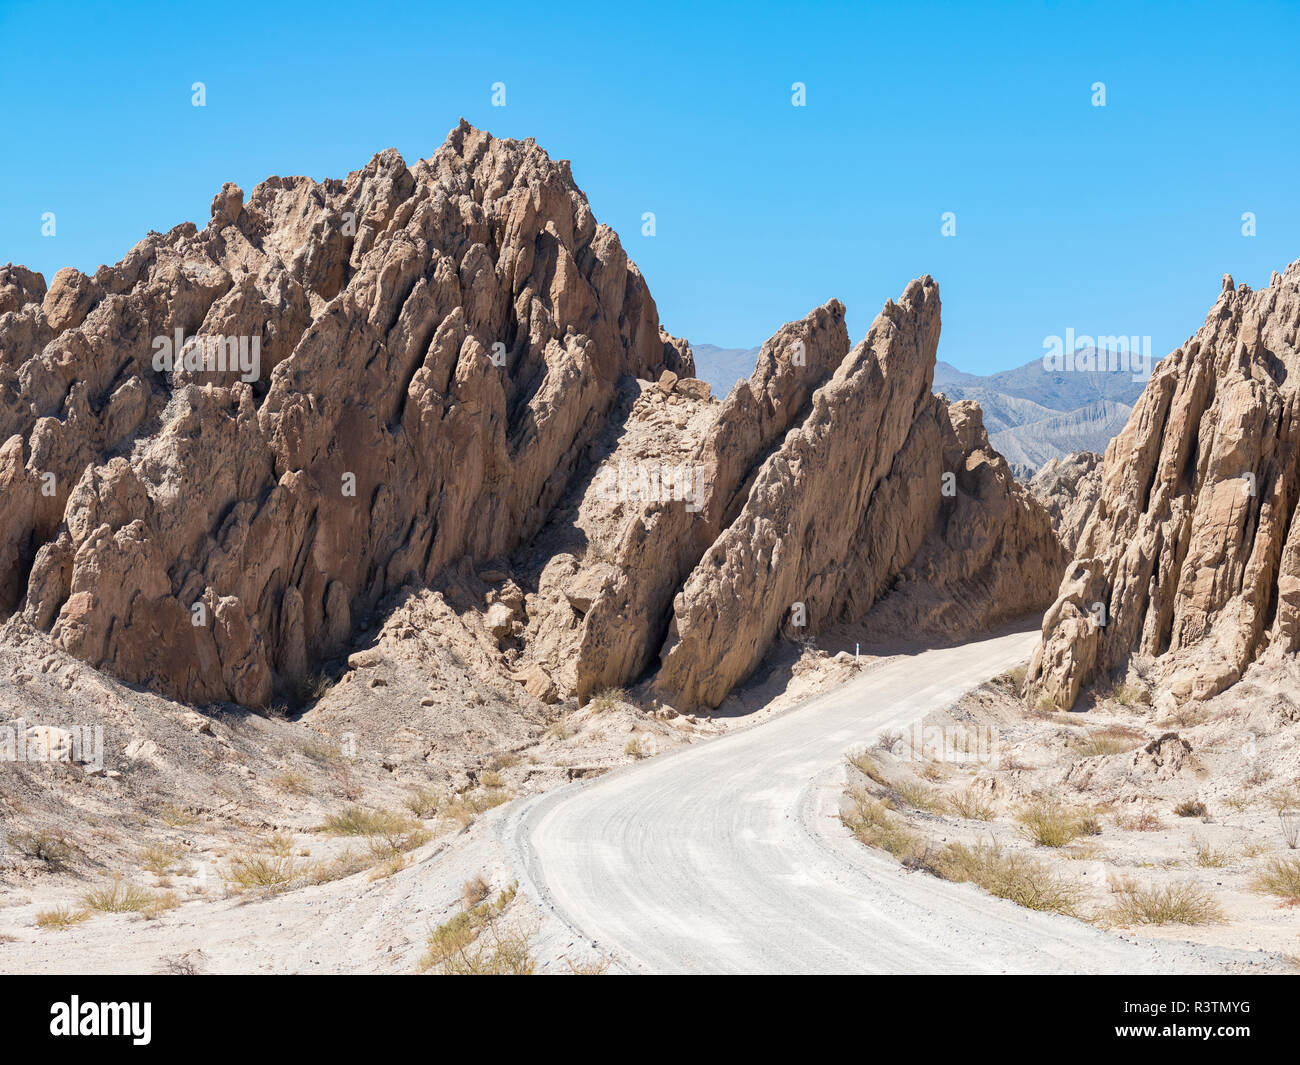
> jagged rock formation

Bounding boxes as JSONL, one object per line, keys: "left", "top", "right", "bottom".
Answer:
{"left": 1027, "top": 263, "right": 1300, "bottom": 710}
{"left": 1, "top": 121, "right": 689, "bottom": 705}
{"left": 651, "top": 279, "right": 1066, "bottom": 708}
{"left": 2, "top": 124, "right": 1065, "bottom": 713}
{"left": 1029, "top": 451, "right": 1102, "bottom": 553}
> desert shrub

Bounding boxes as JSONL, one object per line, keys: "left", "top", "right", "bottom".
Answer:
{"left": 1252, "top": 857, "right": 1300, "bottom": 899}
{"left": 420, "top": 884, "right": 529, "bottom": 974}
{"left": 875, "top": 729, "right": 903, "bottom": 752}
{"left": 445, "top": 923, "right": 536, "bottom": 975}
{"left": 589, "top": 688, "right": 623, "bottom": 713}
{"left": 1115, "top": 809, "right": 1164, "bottom": 832}
{"left": 8, "top": 830, "right": 75, "bottom": 870}
{"left": 1072, "top": 728, "right": 1143, "bottom": 758}
{"left": 404, "top": 786, "right": 442, "bottom": 819}
{"left": 947, "top": 787, "right": 997, "bottom": 821}
{"left": 462, "top": 875, "right": 491, "bottom": 907}
{"left": 81, "top": 875, "right": 162, "bottom": 914}
{"left": 1018, "top": 796, "right": 1083, "bottom": 847}
{"left": 1265, "top": 788, "right": 1299, "bottom": 813}
{"left": 301, "top": 737, "right": 343, "bottom": 764}
{"left": 935, "top": 841, "right": 1083, "bottom": 915}
{"left": 139, "top": 843, "right": 182, "bottom": 875}
{"left": 841, "top": 788, "right": 921, "bottom": 861}
{"left": 367, "top": 826, "right": 430, "bottom": 861}
{"left": 1108, "top": 878, "right": 1223, "bottom": 925}
{"left": 36, "top": 906, "right": 90, "bottom": 930}
{"left": 1076, "top": 815, "right": 1103, "bottom": 837}
{"left": 224, "top": 854, "right": 300, "bottom": 892}
{"left": 847, "top": 750, "right": 889, "bottom": 786}
{"left": 624, "top": 737, "right": 650, "bottom": 760}
{"left": 1110, "top": 683, "right": 1146, "bottom": 707}
{"left": 1174, "top": 800, "right": 1208, "bottom": 818}
{"left": 307, "top": 850, "right": 371, "bottom": 885}
{"left": 320, "top": 806, "right": 416, "bottom": 837}
{"left": 893, "top": 780, "right": 945, "bottom": 813}
{"left": 296, "top": 671, "right": 333, "bottom": 706}
{"left": 1192, "top": 839, "right": 1232, "bottom": 868}
{"left": 1280, "top": 808, "right": 1300, "bottom": 850}
{"left": 442, "top": 790, "right": 511, "bottom": 827}
{"left": 157, "top": 804, "right": 199, "bottom": 828}
{"left": 273, "top": 770, "right": 311, "bottom": 794}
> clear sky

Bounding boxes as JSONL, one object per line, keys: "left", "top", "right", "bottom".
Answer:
{"left": 2, "top": 0, "right": 1296, "bottom": 373}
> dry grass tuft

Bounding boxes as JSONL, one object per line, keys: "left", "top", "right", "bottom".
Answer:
{"left": 273, "top": 769, "right": 311, "bottom": 794}
{"left": 320, "top": 805, "right": 416, "bottom": 837}
{"left": 1018, "top": 796, "right": 1084, "bottom": 847}
{"left": 404, "top": 786, "right": 443, "bottom": 820}
{"left": 935, "top": 841, "right": 1085, "bottom": 916}
{"left": 420, "top": 883, "right": 532, "bottom": 975}
{"left": 1107, "top": 878, "right": 1223, "bottom": 926}
{"left": 81, "top": 875, "right": 170, "bottom": 914}
{"left": 1252, "top": 857, "right": 1300, "bottom": 900}
{"left": 442, "top": 790, "right": 511, "bottom": 827}
{"left": 841, "top": 788, "right": 921, "bottom": 861}
{"left": 1192, "top": 838, "right": 1232, "bottom": 868}
{"left": 139, "top": 843, "right": 182, "bottom": 876}
{"left": 36, "top": 906, "right": 90, "bottom": 930}
{"left": 1071, "top": 727, "right": 1144, "bottom": 758}
{"left": 946, "top": 786, "right": 997, "bottom": 821}
{"left": 847, "top": 749, "right": 889, "bottom": 786}
{"left": 892, "top": 780, "right": 945, "bottom": 813}
{"left": 7, "top": 830, "right": 76, "bottom": 871}
{"left": 157, "top": 804, "right": 199, "bottom": 828}
{"left": 589, "top": 688, "right": 623, "bottom": 714}
{"left": 224, "top": 854, "right": 301, "bottom": 893}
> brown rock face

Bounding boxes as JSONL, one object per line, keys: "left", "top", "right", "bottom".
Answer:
{"left": 1, "top": 124, "right": 1064, "bottom": 713}
{"left": 570, "top": 299, "right": 850, "bottom": 702}
{"left": 0, "top": 121, "right": 688, "bottom": 705}
{"left": 1029, "top": 451, "right": 1103, "bottom": 553}
{"left": 1027, "top": 263, "right": 1300, "bottom": 710}
{"left": 650, "top": 280, "right": 1066, "bottom": 709}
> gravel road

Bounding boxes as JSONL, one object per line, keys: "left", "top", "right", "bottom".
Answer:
{"left": 507, "top": 628, "right": 1269, "bottom": 974}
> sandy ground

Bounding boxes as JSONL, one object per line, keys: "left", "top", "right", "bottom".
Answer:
{"left": 841, "top": 652, "right": 1300, "bottom": 962}
{"left": 3, "top": 618, "right": 1293, "bottom": 974}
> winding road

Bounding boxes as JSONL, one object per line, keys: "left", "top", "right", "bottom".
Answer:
{"left": 507, "top": 628, "right": 1238, "bottom": 974}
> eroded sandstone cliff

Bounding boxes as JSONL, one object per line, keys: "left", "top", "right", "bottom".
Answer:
{"left": 2, "top": 123, "right": 1064, "bottom": 713}
{"left": 1, "top": 121, "right": 688, "bottom": 706}
{"left": 1026, "top": 263, "right": 1300, "bottom": 710}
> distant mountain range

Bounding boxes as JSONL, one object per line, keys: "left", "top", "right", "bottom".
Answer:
{"left": 934, "top": 353, "right": 1151, "bottom": 475}
{"left": 692, "top": 343, "right": 1152, "bottom": 478}
{"left": 690, "top": 344, "right": 762, "bottom": 397}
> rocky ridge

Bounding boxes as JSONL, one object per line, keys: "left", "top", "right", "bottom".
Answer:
{"left": 1027, "top": 263, "right": 1300, "bottom": 710}
{"left": 2, "top": 123, "right": 1064, "bottom": 714}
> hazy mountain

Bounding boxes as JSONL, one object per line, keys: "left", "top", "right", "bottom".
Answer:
{"left": 691, "top": 343, "right": 761, "bottom": 397}
{"left": 935, "top": 350, "right": 1151, "bottom": 476}
{"left": 698, "top": 345, "right": 1147, "bottom": 476}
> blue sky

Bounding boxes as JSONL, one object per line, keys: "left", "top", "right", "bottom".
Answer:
{"left": 2, "top": 0, "right": 1296, "bottom": 373}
